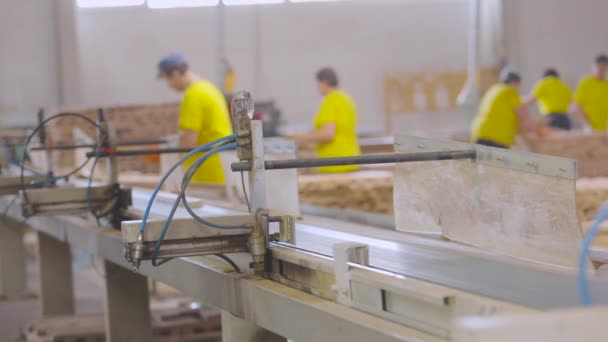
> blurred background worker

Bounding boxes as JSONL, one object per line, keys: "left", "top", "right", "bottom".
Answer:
{"left": 158, "top": 53, "right": 233, "bottom": 184}
{"left": 470, "top": 71, "right": 537, "bottom": 149}
{"left": 288, "top": 67, "right": 361, "bottom": 173}
{"left": 573, "top": 54, "right": 608, "bottom": 131}
{"left": 525, "top": 68, "right": 573, "bottom": 130}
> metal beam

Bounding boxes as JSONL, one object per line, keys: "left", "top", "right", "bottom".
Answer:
{"left": 11, "top": 211, "right": 438, "bottom": 342}
{"left": 0, "top": 217, "right": 28, "bottom": 299}
{"left": 37, "top": 231, "right": 74, "bottom": 316}
{"left": 104, "top": 259, "right": 152, "bottom": 342}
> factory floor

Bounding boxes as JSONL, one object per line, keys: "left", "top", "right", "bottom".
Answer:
{"left": 0, "top": 249, "right": 107, "bottom": 341}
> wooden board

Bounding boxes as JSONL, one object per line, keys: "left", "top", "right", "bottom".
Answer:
{"left": 298, "top": 171, "right": 394, "bottom": 215}
{"left": 394, "top": 157, "right": 584, "bottom": 269}
{"left": 576, "top": 178, "right": 608, "bottom": 222}
{"left": 525, "top": 131, "right": 608, "bottom": 178}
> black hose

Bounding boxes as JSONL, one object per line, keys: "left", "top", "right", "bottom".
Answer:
{"left": 19, "top": 112, "right": 102, "bottom": 205}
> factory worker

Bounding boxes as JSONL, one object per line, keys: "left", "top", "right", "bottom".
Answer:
{"left": 525, "top": 68, "right": 573, "bottom": 130}
{"left": 288, "top": 67, "right": 361, "bottom": 173}
{"left": 471, "top": 71, "right": 537, "bottom": 149}
{"left": 573, "top": 54, "right": 608, "bottom": 131}
{"left": 158, "top": 53, "right": 233, "bottom": 184}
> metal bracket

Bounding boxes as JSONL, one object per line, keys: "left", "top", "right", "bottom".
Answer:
{"left": 20, "top": 185, "right": 131, "bottom": 218}
{"left": 394, "top": 135, "right": 576, "bottom": 180}
{"left": 122, "top": 215, "right": 255, "bottom": 264}
{"left": 0, "top": 175, "right": 47, "bottom": 196}
{"left": 332, "top": 242, "right": 369, "bottom": 305}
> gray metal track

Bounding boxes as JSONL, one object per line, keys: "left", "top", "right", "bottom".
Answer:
{"left": 132, "top": 191, "right": 608, "bottom": 310}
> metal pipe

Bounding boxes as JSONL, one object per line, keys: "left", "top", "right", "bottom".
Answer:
{"left": 85, "top": 146, "right": 206, "bottom": 158}
{"left": 30, "top": 139, "right": 168, "bottom": 151}
{"left": 231, "top": 150, "right": 476, "bottom": 172}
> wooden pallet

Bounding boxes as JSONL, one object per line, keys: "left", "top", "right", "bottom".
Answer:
{"left": 23, "top": 307, "right": 221, "bottom": 342}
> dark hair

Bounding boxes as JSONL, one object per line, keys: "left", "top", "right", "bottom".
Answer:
{"left": 501, "top": 71, "right": 521, "bottom": 84}
{"left": 316, "top": 67, "right": 339, "bottom": 87}
{"left": 543, "top": 68, "right": 560, "bottom": 78}
{"left": 596, "top": 54, "right": 608, "bottom": 65}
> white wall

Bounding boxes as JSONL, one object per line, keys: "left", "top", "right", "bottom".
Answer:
{"left": 0, "top": 0, "right": 60, "bottom": 127}
{"left": 72, "top": 0, "right": 483, "bottom": 134}
{"left": 505, "top": 0, "right": 608, "bottom": 91}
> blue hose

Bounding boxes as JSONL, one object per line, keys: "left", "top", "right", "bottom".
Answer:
{"left": 578, "top": 201, "right": 608, "bottom": 305}
{"left": 151, "top": 143, "right": 238, "bottom": 262}
{"left": 139, "top": 135, "right": 236, "bottom": 235}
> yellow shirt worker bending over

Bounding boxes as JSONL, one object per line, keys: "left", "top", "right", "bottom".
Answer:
{"left": 158, "top": 53, "right": 233, "bottom": 184}
{"left": 526, "top": 69, "right": 573, "bottom": 130}
{"left": 289, "top": 67, "right": 361, "bottom": 173}
{"left": 573, "top": 54, "right": 608, "bottom": 131}
{"left": 471, "top": 72, "right": 537, "bottom": 149}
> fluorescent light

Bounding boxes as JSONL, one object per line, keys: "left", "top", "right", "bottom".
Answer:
{"left": 77, "top": 0, "right": 145, "bottom": 8}
{"left": 222, "top": 0, "right": 285, "bottom": 6}
{"left": 147, "top": 0, "right": 219, "bottom": 8}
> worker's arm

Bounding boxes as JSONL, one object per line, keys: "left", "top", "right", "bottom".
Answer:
{"left": 179, "top": 129, "right": 199, "bottom": 148}
{"left": 571, "top": 101, "right": 593, "bottom": 130}
{"left": 523, "top": 95, "right": 537, "bottom": 108}
{"left": 572, "top": 79, "right": 594, "bottom": 131}
{"left": 287, "top": 123, "right": 337, "bottom": 144}
{"left": 515, "top": 104, "right": 537, "bottom": 133}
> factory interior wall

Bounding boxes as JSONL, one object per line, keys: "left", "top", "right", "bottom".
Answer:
{"left": 504, "top": 0, "right": 608, "bottom": 92}
{"left": 0, "top": 0, "right": 60, "bottom": 128}
{"left": 2, "top": 0, "right": 607, "bottom": 134}
{"left": 71, "top": 0, "right": 479, "bottom": 135}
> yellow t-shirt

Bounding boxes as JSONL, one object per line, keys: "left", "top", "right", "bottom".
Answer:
{"left": 471, "top": 84, "right": 522, "bottom": 147}
{"left": 532, "top": 76, "right": 572, "bottom": 115}
{"left": 575, "top": 76, "right": 608, "bottom": 130}
{"left": 179, "top": 81, "right": 233, "bottom": 184}
{"left": 314, "top": 90, "right": 361, "bottom": 173}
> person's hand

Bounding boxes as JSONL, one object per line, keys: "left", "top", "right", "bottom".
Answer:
{"left": 536, "top": 126, "right": 552, "bottom": 138}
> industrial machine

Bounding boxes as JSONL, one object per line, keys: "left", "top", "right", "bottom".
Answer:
{"left": 4, "top": 93, "right": 608, "bottom": 341}
{"left": 117, "top": 91, "right": 608, "bottom": 341}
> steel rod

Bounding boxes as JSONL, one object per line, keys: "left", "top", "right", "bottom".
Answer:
{"left": 31, "top": 139, "right": 168, "bottom": 151}
{"left": 85, "top": 146, "right": 206, "bottom": 158}
{"left": 231, "top": 150, "right": 476, "bottom": 172}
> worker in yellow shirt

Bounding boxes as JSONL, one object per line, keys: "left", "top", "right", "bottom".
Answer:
{"left": 573, "top": 54, "right": 608, "bottom": 131}
{"left": 471, "top": 71, "right": 537, "bottom": 148}
{"left": 288, "top": 67, "right": 361, "bottom": 173}
{"left": 525, "top": 69, "right": 573, "bottom": 130}
{"left": 157, "top": 53, "right": 233, "bottom": 184}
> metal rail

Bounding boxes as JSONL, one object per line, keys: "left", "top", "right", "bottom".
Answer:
{"left": 31, "top": 139, "right": 168, "bottom": 152}
{"left": 231, "top": 150, "right": 476, "bottom": 172}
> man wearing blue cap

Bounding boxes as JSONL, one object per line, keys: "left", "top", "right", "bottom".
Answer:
{"left": 158, "top": 53, "right": 233, "bottom": 184}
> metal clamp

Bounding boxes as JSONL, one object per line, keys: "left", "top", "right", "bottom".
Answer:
{"left": 332, "top": 242, "right": 369, "bottom": 305}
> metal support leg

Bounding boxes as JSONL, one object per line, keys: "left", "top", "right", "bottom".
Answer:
{"left": 103, "top": 260, "right": 152, "bottom": 342}
{"left": 37, "top": 231, "right": 74, "bottom": 316}
{"left": 221, "top": 311, "right": 286, "bottom": 342}
{"left": 0, "top": 218, "right": 27, "bottom": 299}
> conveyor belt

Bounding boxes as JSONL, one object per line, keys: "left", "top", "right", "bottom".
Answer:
{"left": 131, "top": 190, "right": 608, "bottom": 310}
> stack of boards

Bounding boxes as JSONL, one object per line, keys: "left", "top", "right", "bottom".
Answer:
{"left": 298, "top": 170, "right": 394, "bottom": 214}
{"left": 526, "top": 131, "right": 608, "bottom": 177}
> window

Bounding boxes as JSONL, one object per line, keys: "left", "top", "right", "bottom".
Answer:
{"left": 147, "top": 0, "right": 219, "bottom": 8}
{"left": 77, "top": 0, "right": 145, "bottom": 8}
{"left": 289, "top": 0, "right": 344, "bottom": 2}
{"left": 78, "top": 0, "right": 346, "bottom": 8}
{"left": 222, "top": 0, "right": 285, "bottom": 5}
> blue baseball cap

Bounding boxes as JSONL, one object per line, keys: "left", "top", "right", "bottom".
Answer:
{"left": 157, "top": 53, "right": 188, "bottom": 78}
